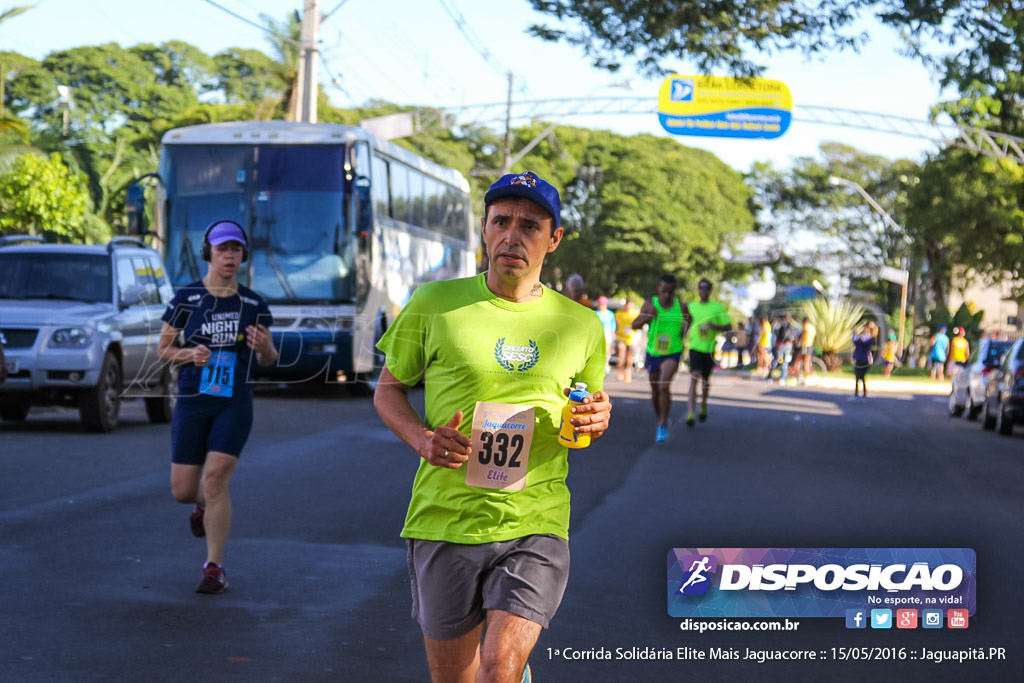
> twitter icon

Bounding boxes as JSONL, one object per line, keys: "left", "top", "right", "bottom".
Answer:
{"left": 870, "top": 609, "right": 893, "bottom": 629}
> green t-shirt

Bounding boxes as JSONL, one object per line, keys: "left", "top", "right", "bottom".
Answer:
{"left": 377, "top": 273, "right": 606, "bottom": 544}
{"left": 687, "top": 300, "right": 730, "bottom": 353}
{"left": 646, "top": 296, "right": 684, "bottom": 357}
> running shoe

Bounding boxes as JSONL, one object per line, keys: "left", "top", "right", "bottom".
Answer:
{"left": 698, "top": 404, "right": 707, "bottom": 422}
{"left": 686, "top": 413, "right": 695, "bottom": 427}
{"left": 655, "top": 425, "right": 668, "bottom": 443}
{"left": 196, "top": 562, "right": 229, "bottom": 594}
{"left": 189, "top": 505, "right": 205, "bottom": 538}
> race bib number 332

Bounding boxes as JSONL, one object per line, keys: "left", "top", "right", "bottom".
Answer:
{"left": 465, "top": 401, "right": 535, "bottom": 491}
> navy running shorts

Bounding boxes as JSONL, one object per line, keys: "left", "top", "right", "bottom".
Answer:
{"left": 406, "top": 535, "right": 570, "bottom": 640}
{"left": 171, "top": 393, "right": 254, "bottom": 465}
{"left": 644, "top": 351, "right": 682, "bottom": 375}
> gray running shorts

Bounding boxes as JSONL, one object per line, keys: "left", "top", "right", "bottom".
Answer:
{"left": 406, "top": 534, "right": 570, "bottom": 641}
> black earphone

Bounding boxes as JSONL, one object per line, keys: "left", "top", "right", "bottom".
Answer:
{"left": 200, "top": 220, "right": 249, "bottom": 263}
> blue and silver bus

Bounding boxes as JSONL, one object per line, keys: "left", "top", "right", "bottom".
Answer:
{"left": 154, "top": 121, "right": 476, "bottom": 386}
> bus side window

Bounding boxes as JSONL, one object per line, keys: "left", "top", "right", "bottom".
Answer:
{"left": 409, "top": 172, "right": 425, "bottom": 227}
{"left": 372, "top": 155, "right": 391, "bottom": 219}
{"left": 390, "top": 164, "right": 410, "bottom": 225}
{"left": 425, "top": 178, "right": 443, "bottom": 233}
{"left": 356, "top": 179, "right": 372, "bottom": 234}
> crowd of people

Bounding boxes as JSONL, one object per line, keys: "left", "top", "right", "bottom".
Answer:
{"left": 749, "top": 313, "right": 818, "bottom": 383}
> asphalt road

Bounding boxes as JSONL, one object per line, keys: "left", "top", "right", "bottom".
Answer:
{"left": 1, "top": 372, "right": 1021, "bottom": 682}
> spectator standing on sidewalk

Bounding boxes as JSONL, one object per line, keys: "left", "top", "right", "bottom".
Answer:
{"left": 852, "top": 323, "right": 876, "bottom": 399}
{"left": 949, "top": 327, "right": 970, "bottom": 377}
{"left": 929, "top": 326, "right": 950, "bottom": 381}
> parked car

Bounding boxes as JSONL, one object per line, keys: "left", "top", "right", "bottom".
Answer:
{"left": 0, "top": 235, "right": 175, "bottom": 432}
{"left": 946, "top": 337, "right": 1012, "bottom": 420}
{"left": 981, "top": 337, "right": 1024, "bottom": 435}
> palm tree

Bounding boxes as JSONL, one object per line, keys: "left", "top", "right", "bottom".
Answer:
{"left": 260, "top": 11, "right": 303, "bottom": 120}
{"left": 802, "top": 298, "right": 866, "bottom": 371}
{"left": 0, "top": 4, "right": 35, "bottom": 123}
{"left": 0, "top": 5, "right": 39, "bottom": 172}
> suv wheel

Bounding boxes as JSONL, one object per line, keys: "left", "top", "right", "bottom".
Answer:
{"left": 996, "top": 404, "right": 1014, "bottom": 435}
{"left": 963, "top": 393, "right": 979, "bottom": 421}
{"left": 80, "top": 352, "right": 122, "bottom": 433}
{"left": 145, "top": 365, "right": 177, "bottom": 424}
{"left": 946, "top": 390, "right": 963, "bottom": 417}
{"left": 981, "top": 398, "right": 997, "bottom": 431}
{"left": 0, "top": 400, "right": 30, "bottom": 422}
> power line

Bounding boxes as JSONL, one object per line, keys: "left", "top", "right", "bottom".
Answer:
{"left": 436, "top": 0, "right": 508, "bottom": 78}
{"left": 317, "top": 56, "right": 358, "bottom": 107}
{"left": 199, "top": 0, "right": 302, "bottom": 48}
{"left": 322, "top": 0, "right": 353, "bottom": 21}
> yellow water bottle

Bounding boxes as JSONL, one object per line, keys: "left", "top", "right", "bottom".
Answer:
{"left": 558, "top": 382, "right": 591, "bottom": 449}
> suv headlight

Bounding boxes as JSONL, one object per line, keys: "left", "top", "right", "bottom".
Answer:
{"left": 51, "top": 327, "right": 95, "bottom": 348}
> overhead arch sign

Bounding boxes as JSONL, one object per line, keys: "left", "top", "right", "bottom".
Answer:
{"left": 658, "top": 75, "right": 792, "bottom": 139}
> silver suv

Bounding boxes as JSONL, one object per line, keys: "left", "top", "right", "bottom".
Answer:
{"left": 0, "top": 236, "right": 175, "bottom": 432}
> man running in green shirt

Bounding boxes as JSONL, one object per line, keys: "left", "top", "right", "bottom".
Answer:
{"left": 633, "top": 274, "right": 685, "bottom": 443}
{"left": 374, "top": 170, "right": 612, "bottom": 683}
{"left": 682, "top": 278, "right": 732, "bottom": 427}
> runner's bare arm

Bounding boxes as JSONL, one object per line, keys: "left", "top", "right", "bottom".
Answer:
{"left": 680, "top": 302, "right": 691, "bottom": 340}
{"left": 157, "top": 322, "right": 207, "bottom": 366}
{"left": 632, "top": 300, "right": 656, "bottom": 330}
{"left": 245, "top": 324, "right": 278, "bottom": 366}
{"left": 564, "top": 387, "right": 612, "bottom": 440}
{"left": 374, "top": 365, "right": 472, "bottom": 469}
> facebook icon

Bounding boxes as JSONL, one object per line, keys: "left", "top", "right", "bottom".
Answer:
{"left": 846, "top": 609, "right": 867, "bottom": 629}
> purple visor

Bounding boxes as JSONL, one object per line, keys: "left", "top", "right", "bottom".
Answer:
{"left": 206, "top": 222, "right": 247, "bottom": 246}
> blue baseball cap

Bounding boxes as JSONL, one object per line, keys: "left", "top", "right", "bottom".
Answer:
{"left": 206, "top": 221, "right": 247, "bottom": 246}
{"left": 484, "top": 171, "right": 561, "bottom": 226}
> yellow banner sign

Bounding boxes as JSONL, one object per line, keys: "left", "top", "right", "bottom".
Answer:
{"left": 658, "top": 75, "right": 792, "bottom": 139}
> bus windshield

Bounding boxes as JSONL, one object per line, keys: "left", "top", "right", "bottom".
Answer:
{"left": 163, "top": 144, "right": 355, "bottom": 304}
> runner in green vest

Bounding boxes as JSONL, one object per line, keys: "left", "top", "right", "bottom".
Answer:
{"left": 682, "top": 278, "right": 732, "bottom": 426}
{"left": 632, "top": 274, "right": 685, "bottom": 443}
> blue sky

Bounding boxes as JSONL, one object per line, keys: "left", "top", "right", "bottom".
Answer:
{"left": 2, "top": 0, "right": 954, "bottom": 172}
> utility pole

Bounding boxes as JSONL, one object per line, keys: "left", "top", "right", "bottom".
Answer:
{"left": 296, "top": 0, "right": 320, "bottom": 123}
{"left": 501, "top": 73, "right": 512, "bottom": 174}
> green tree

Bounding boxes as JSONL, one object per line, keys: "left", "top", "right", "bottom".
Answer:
{"left": 213, "top": 48, "right": 290, "bottom": 116}
{"left": 904, "top": 148, "right": 1024, "bottom": 304}
{"left": 544, "top": 129, "right": 754, "bottom": 295}
{"left": 747, "top": 143, "right": 930, "bottom": 329}
{"left": 0, "top": 152, "right": 97, "bottom": 241}
{"left": 527, "top": 0, "right": 868, "bottom": 77}
{"left": 527, "top": 2, "right": 1022, "bottom": 131}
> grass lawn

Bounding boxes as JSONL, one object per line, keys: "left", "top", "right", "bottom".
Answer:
{"left": 740, "top": 363, "right": 945, "bottom": 382}
{"left": 825, "top": 364, "right": 939, "bottom": 381}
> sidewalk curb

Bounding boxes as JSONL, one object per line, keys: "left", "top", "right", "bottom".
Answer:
{"left": 716, "top": 368, "right": 951, "bottom": 396}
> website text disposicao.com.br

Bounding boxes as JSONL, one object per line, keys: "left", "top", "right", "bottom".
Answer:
{"left": 679, "top": 618, "right": 800, "bottom": 633}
